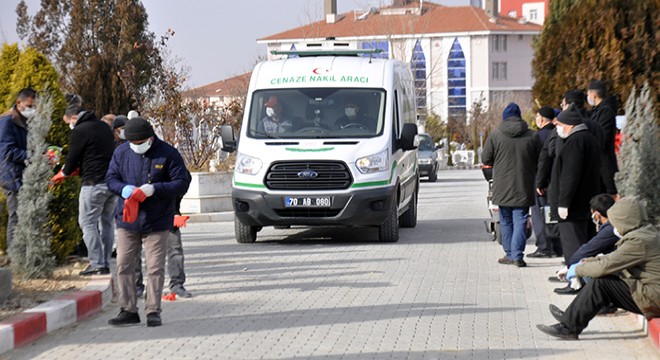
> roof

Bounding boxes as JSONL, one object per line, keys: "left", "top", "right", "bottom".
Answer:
{"left": 183, "top": 72, "right": 251, "bottom": 98}
{"left": 259, "top": 2, "right": 541, "bottom": 42}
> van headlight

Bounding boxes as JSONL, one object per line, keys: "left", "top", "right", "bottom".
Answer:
{"left": 235, "top": 154, "right": 262, "bottom": 175}
{"left": 356, "top": 150, "right": 388, "bottom": 174}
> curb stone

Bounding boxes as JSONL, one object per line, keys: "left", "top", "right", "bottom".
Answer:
{"left": 0, "top": 274, "right": 113, "bottom": 355}
{"left": 635, "top": 314, "right": 660, "bottom": 354}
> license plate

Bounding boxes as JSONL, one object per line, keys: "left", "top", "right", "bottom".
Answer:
{"left": 285, "top": 196, "right": 331, "bottom": 208}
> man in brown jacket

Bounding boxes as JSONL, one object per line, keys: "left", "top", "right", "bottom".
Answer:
{"left": 537, "top": 197, "right": 660, "bottom": 339}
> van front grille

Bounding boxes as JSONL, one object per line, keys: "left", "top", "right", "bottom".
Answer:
{"left": 265, "top": 161, "right": 352, "bottom": 190}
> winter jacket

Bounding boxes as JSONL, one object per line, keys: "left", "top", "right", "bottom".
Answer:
{"left": 106, "top": 137, "right": 191, "bottom": 233}
{"left": 576, "top": 197, "right": 660, "bottom": 319}
{"left": 63, "top": 111, "right": 115, "bottom": 184}
{"left": 590, "top": 100, "right": 619, "bottom": 194}
{"left": 568, "top": 221, "right": 618, "bottom": 266}
{"left": 482, "top": 117, "right": 542, "bottom": 207}
{"left": 0, "top": 107, "right": 28, "bottom": 192}
{"left": 549, "top": 124, "right": 601, "bottom": 221}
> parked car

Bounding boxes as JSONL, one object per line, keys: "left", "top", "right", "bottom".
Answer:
{"left": 417, "top": 134, "right": 438, "bottom": 182}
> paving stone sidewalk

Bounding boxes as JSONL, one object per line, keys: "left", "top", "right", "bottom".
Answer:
{"left": 4, "top": 170, "right": 657, "bottom": 360}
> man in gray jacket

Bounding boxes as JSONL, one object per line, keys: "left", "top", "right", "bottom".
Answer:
{"left": 482, "top": 103, "right": 542, "bottom": 267}
{"left": 537, "top": 197, "right": 660, "bottom": 339}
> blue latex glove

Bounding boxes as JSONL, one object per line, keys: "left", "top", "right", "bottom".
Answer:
{"left": 121, "top": 185, "right": 136, "bottom": 199}
{"left": 566, "top": 263, "right": 579, "bottom": 280}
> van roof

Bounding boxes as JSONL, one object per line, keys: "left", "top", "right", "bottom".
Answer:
{"left": 251, "top": 56, "right": 399, "bottom": 90}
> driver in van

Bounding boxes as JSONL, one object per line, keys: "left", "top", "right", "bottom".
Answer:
{"left": 335, "top": 100, "right": 374, "bottom": 130}
{"left": 259, "top": 96, "right": 292, "bottom": 134}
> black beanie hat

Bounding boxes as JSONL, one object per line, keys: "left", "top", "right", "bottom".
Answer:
{"left": 124, "top": 117, "right": 155, "bottom": 141}
{"left": 564, "top": 90, "right": 586, "bottom": 108}
{"left": 112, "top": 115, "right": 127, "bottom": 130}
{"left": 557, "top": 104, "right": 583, "bottom": 126}
{"left": 538, "top": 106, "right": 555, "bottom": 120}
{"left": 588, "top": 80, "right": 606, "bottom": 92}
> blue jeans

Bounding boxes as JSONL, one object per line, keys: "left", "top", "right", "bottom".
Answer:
{"left": 78, "top": 184, "right": 116, "bottom": 268}
{"left": 499, "top": 206, "right": 529, "bottom": 261}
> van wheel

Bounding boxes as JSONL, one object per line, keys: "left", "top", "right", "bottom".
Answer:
{"left": 399, "top": 190, "right": 417, "bottom": 228}
{"left": 235, "top": 218, "right": 257, "bottom": 243}
{"left": 428, "top": 168, "right": 437, "bottom": 182}
{"left": 379, "top": 199, "right": 399, "bottom": 242}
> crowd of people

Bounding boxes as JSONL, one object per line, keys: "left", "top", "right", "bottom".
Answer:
{"left": 0, "top": 89, "right": 193, "bottom": 328}
{"left": 482, "top": 80, "right": 660, "bottom": 340}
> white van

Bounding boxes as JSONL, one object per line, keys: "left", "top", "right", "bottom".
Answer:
{"left": 221, "top": 42, "right": 419, "bottom": 243}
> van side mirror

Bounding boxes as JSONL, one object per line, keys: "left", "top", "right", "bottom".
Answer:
{"left": 220, "top": 125, "right": 237, "bottom": 153}
{"left": 398, "top": 123, "right": 418, "bottom": 151}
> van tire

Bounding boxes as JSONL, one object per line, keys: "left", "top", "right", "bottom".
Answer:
{"left": 235, "top": 218, "right": 257, "bottom": 243}
{"left": 399, "top": 190, "right": 417, "bottom": 228}
{"left": 379, "top": 199, "right": 399, "bottom": 242}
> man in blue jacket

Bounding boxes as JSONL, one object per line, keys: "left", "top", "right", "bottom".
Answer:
{"left": 0, "top": 88, "right": 36, "bottom": 250}
{"left": 106, "top": 117, "right": 191, "bottom": 327}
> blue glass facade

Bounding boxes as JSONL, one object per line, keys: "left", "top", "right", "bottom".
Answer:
{"left": 360, "top": 41, "right": 389, "bottom": 59}
{"left": 411, "top": 40, "right": 427, "bottom": 110}
{"left": 447, "top": 38, "right": 467, "bottom": 118}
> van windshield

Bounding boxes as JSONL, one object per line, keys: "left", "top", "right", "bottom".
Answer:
{"left": 247, "top": 88, "right": 385, "bottom": 139}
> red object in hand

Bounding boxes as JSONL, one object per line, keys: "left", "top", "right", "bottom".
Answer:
{"left": 50, "top": 170, "right": 66, "bottom": 185}
{"left": 130, "top": 188, "right": 148, "bottom": 203}
{"left": 162, "top": 292, "right": 176, "bottom": 301}
{"left": 173, "top": 215, "right": 190, "bottom": 228}
{"left": 123, "top": 198, "right": 139, "bottom": 223}
{"left": 70, "top": 168, "right": 80, "bottom": 177}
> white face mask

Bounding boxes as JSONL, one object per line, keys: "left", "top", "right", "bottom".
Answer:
{"left": 556, "top": 125, "right": 568, "bottom": 139}
{"left": 345, "top": 107, "right": 357, "bottom": 118}
{"left": 119, "top": 129, "right": 126, "bottom": 140}
{"left": 129, "top": 138, "right": 152, "bottom": 154}
{"left": 69, "top": 122, "right": 75, "bottom": 130}
{"left": 587, "top": 96, "right": 596, "bottom": 107}
{"left": 20, "top": 107, "right": 36, "bottom": 119}
{"left": 613, "top": 227, "right": 622, "bottom": 238}
{"left": 266, "top": 107, "right": 276, "bottom": 118}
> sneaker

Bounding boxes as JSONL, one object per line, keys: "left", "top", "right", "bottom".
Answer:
{"left": 171, "top": 285, "right": 193, "bottom": 298}
{"left": 527, "top": 250, "right": 552, "bottom": 258}
{"left": 498, "top": 256, "right": 513, "bottom": 265}
{"left": 146, "top": 312, "right": 162, "bottom": 327}
{"left": 79, "top": 265, "right": 110, "bottom": 276}
{"left": 108, "top": 310, "right": 140, "bottom": 326}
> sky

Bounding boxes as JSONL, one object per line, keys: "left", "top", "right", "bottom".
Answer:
{"left": 0, "top": 0, "right": 470, "bottom": 89}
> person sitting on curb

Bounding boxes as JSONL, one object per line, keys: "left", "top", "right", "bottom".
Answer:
{"left": 537, "top": 197, "right": 660, "bottom": 340}
{"left": 552, "top": 194, "right": 619, "bottom": 295}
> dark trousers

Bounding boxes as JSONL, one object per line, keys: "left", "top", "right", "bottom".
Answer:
{"left": 558, "top": 220, "right": 589, "bottom": 264}
{"left": 561, "top": 275, "right": 642, "bottom": 334}
{"left": 531, "top": 196, "right": 562, "bottom": 254}
{"left": 2, "top": 189, "right": 18, "bottom": 249}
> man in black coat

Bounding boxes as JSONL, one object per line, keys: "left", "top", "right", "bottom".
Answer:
{"left": 587, "top": 80, "right": 618, "bottom": 197}
{"left": 51, "top": 105, "right": 116, "bottom": 275}
{"left": 482, "top": 103, "right": 542, "bottom": 267}
{"left": 528, "top": 106, "right": 562, "bottom": 258}
{"left": 549, "top": 104, "right": 602, "bottom": 264}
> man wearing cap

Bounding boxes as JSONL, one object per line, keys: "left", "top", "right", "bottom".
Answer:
{"left": 259, "top": 95, "right": 292, "bottom": 134}
{"left": 105, "top": 117, "right": 191, "bottom": 327}
{"left": 549, "top": 104, "right": 601, "bottom": 264}
{"left": 482, "top": 103, "right": 542, "bottom": 267}
{"left": 112, "top": 115, "right": 128, "bottom": 147}
{"left": 587, "top": 80, "right": 618, "bottom": 197}
{"left": 51, "top": 105, "right": 116, "bottom": 275}
{"left": 528, "top": 106, "right": 562, "bottom": 258}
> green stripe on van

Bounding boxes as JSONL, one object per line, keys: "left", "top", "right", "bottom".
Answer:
{"left": 234, "top": 181, "right": 266, "bottom": 189}
{"left": 351, "top": 161, "right": 397, "bottom": 188}
{"left": 285, "top": 147, "right": 335, "bottom": 152}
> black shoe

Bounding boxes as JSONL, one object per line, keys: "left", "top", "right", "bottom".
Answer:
{"left": 498, "top": 256, "right": 513, "bottom": 265}
{"left": 513, "top": 259, "right": 527, "bottom": 267}
{"left": 108, "top": 310, "right": 140, "bottom": 326}
{"left": 146, "top": 312, "right": 162, "bottom": 327}
{"left": 536, "top": 323, "right": 578, "bottom": 340}
{"left": 79, "top": 265, "right": 110, "bottom": 276}
{"left": 547, "top": 276, "right": 565, "bottom": 283}
{"left": 554, "top": 285, "right": 580, "bottom": 295}
{"left": 549, "top": 304, "right": 564, "bottom": 322}
{"left": 527, "top": 250, "right": 552, "bottom": 258}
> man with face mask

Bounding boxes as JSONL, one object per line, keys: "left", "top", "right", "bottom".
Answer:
{"left": 51, "top": 105, "right": 116, "bottom": 275}
{"left": 259, "top": 96, "right": 292, "bottom": 134}
{"left": 105, "top": 117, "right": 191, "bottom": 327}
{"left": 112, "top": 115, "right": 128, "bottom": 147}
{"left": 548, "top": 104, "right": 601, "bottom": 265}
{"left": 538, "top": 197, "right": 660, "bottom": 340}
{"left": 0, "top": 88, "right": 36, "bottom": 249}
{"left": 335, "top": 101, "right": 373, "bottom": 130}
{"left": 587, "top": 80, "right": 618, "bottom": 198}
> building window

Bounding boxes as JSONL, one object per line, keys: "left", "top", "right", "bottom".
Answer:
{"left": 529, "top": 9, "right": 538, "bottom": 21}
{"left": 492, "top": 62, "right": 508, "bottom": 81}
{"left": 448, "top": 38, "right": 467, "bottom": 118}
{"left": 360, "top": 41, "right": 389, "bottom": 59}
{"left": 411, "top": 40, "right": 426, "bottom": 111}
{"left": 492, "top": 35, "right": 507, "bottom": 52}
